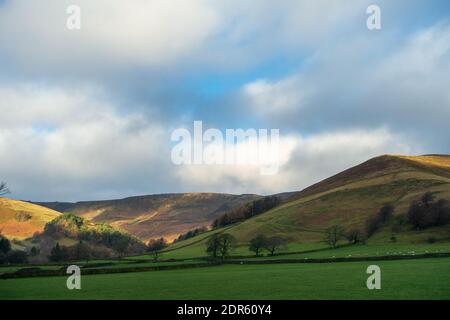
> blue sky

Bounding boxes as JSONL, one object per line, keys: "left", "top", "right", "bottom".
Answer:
{"left": 0, "top": 0, "right": 449, "bottom": 201}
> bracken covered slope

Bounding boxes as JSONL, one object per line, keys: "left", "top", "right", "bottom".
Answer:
{"left": 36, "top": 193, "right": 260, "bottom": 242}
{"left": 0, "top": 198, "right": 60, "bottom": 240}
{"left": 222, "top": 155, "right": 450, "bottom": 242}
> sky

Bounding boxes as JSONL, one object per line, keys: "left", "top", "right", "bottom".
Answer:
{"left": 0, "top": 0, "right": 449, "bottom": 201}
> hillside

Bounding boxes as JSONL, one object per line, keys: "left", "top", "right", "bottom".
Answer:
{"left": 185, "top": 155, "right": 450, "bottom": 244}
{"left": 36, "top": 193, "right": 260, "bottom": 242}
{"left": 0, "top": 198, "right": 60, "bottom": 240}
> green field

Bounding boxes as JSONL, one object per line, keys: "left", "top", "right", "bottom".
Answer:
{"left": 1, "top": 258, "right": 449, "bottom": 300}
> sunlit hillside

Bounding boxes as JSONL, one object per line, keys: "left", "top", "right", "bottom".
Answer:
{"left": 0, "top": 198, "right": 60, "bottom": 240}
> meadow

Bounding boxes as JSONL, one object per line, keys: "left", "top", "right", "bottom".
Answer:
{"left": 1, "top": 258, "right": 449, "bottom": 300}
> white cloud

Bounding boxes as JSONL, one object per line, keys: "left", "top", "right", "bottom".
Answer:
{"left": 173, "top": 128, "right": 417, "bottom": 195}
{"left": 242, "top": 76, "right": 312, "bottom": 116}
{"left": 0, "top": 0, "right": 375, "bottom": 75}
{"left": 0, "top": 84, "right": 170, "bottom": 201}
{"left": 0, "top": 0, "right": 220, "bottom": 72}
{"left": 239, "top": 21, "right": 450, "bottom": 150}
{"left": 0, "top": 83, "right": 418, "bottom": 200}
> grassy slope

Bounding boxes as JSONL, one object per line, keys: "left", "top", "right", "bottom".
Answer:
{"left": 0, "top": 198, "right": 60, "bottom": 240}
{"left": 36, "top": 193, "right": 260, "bottom": 242}
{"left": 158, "top": 155, "right": 450, "bottom": 259}
{"left": 1, "top": 258, "right": 449, "bottom": 299}
{"left": 220, "top": 155, "right": 450, "bottom": 243}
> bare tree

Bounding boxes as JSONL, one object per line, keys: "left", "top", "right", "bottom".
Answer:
{"left": 147, "top": 237, "right": 167, "bottom": 261}
{"left": 249, "top": 234, "right": 268, "bottom": 256}
{"left": 324, "top": 225, "right": 345, "bottom": 248}
{"left": 218, "top": 234, "right": 236, "bottom": 261}
{"left": 206, "top": 233, "right": 236, "bottom": 261}
{"left": 345, "top": 229, "right": 363, "bottom": 244}
{"left": 206, "top": 234, "right": 221, "bottom": 258}
{"left": 265, "top": 236, "right": 288, "bottom": 256}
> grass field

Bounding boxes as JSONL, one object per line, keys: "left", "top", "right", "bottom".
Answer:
{"left": 240, "top": 242, "right": 450, "bottom": 260}
{"left": 1, "top": 258, "right": 449, "bottom": 300}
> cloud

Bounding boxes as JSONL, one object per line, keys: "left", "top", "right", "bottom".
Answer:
{"left": 0, "top": 82, "right": 418, "bottom": 200}
{"left": 0, "top": 0, "right": 377, "bottom": 76}
{"left": 0, "top": 84, "right": 173, "bottom": 201}
{"left": 242, "top": 77, "right": 312, "bottom": 116}
{"left": 0, "top": 0, "right": 219, "bottom": 73}
{"left": 0, "top": 1, "right": 448, "bottom": 201}
{"left": 173, "top": 128, "right": 417, "bottom": 195}
{"left": 239, "top": 21, "right": 450, "bottom": 150}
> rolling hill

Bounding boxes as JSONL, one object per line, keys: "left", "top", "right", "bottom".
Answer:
{"left": 225, "top": 154, "right": 450, "bottom": 243}
{"left": 36, "top": 193, "right": 260, "bottom": 242}
{"left": 171, "top": 155, "right": 450, "bottom": 248}
{"left": 0, "top": 198, "right": 60, "bottom": 240}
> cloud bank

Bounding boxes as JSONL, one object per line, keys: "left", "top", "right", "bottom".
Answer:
{"left": 0, "top": 1, "right": 448, "bottom": 201}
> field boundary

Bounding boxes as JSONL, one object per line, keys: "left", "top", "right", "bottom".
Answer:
{"left": 226, "top": 252, "right": 450, "bottom": 265}
{"left": 0, "top": 262, "right": 219, "bottom": 280}
{"left": 2, "top": 252, "right": 449, "bottom": 280}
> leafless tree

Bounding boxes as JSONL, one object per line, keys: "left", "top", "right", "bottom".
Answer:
{"left": 324, "top": 225, "right": 345, "bottom": 248}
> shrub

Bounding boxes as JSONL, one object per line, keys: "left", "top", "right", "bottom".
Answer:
{"left": 366, "top": 204, "right": 395, "bottom": 238}
{"left": 407, "top": 193, "right": 450, "bottom": 229}
{"left": 0, "top": 234, "right": 11, "bottom": 254}
{"left": 14, "top": 211, "right": 32, "bottom": 222}
{"left": 7, "top": 250, "right": 28, "bottom": 264}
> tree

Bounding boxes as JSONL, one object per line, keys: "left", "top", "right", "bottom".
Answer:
{"left": 147, "top": 238, "right": 167, "bottom": 261}
{"left": 345, "top": 229, "right": 362, "bottom": 244}
{"left": 175, "top": 227, "right": 208, "bottom": 242}
{"left": 365, "top": 215, "right": 381, "bottom": 238}
{"left": 265, "top": 236, "right": 288, "bottom": 256}
{"left": 30, "top": 246, "right": 39, "bottom": 257}
{"left": 212, "top": 196, "right": 281, "bottom": 228}
{"left": 7, "top": 250, "right": 28, "bottom": 264}
{"left": 407, "top": 193, "right": 450, "bottom": 229}
{"left": 113, "top": 238, "right": 130, "bottom": 259}
{"left": 0, "top": 181, "right": 9, "bottom": 196}
{"left": 378, "top": 204, "right": 394, "bottom": 223}
{"left": 324, "top": 225, "right": 344, "bottom": 248}
{"left": 206, "top": 234, "right": 236, "bottom": 261}
{"left": 407, "top": 201, "right": 428, "bottom": 230}
{"left": 365, "top": 204, "right": 396, "bottom": 238}
{"left": 421, "top": 192, "right": 435, "bottom": 208}
{"left": 432, "top": 199, "right": 450, "bottom": 226}
{"left": 218, "top": 234, "right": 236, "bottom": 261}
{"left": 206, "top": 234, "right": 221, "bottom": 258}
{"left": 74, "top": 241, "right": 91, "bottom": 263}
{"left": 49, "top": 243, "right": 68, "bottom": 263}
{"left": 0, "top": 234, "right": 11, "bottom": 254}
{"left": 249, "top": 235, "right": 268, "bottom": 256}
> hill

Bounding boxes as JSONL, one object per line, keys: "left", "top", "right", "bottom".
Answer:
{"left": 178, "top": 155, "right": 450, "bottom": 246}
{"left": 0, "top": 198, "right": 60, "bottom": 240}
{"left": 36, "top": 193, "right": 260, "bottom": 242}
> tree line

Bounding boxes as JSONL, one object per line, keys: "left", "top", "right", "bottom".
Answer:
{"left": 174, "top": 227, "right": 208, "bottom": 243}
{"left": 323, "top": 191, "right": 450, "bottom": 249}
{"left": 204, "top": 233, "right": 288, "bottom": 259}
{"left": 212, "top": 196, "right": 281, "bottom": 228}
